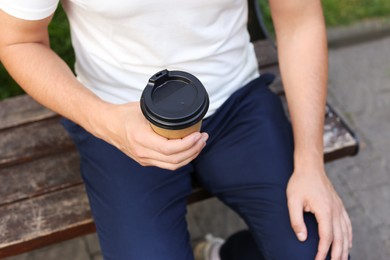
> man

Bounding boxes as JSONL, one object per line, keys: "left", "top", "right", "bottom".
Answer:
{"left": 0, "top": 0, "right": 351, "bottom": 259}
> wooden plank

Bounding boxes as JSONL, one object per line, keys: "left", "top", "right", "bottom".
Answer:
{"left": 0, "top": 185, "right": 95, "bottom": 258}
{"left": 323, "top": 105, "right": 359, "bottom": 160}
{"left": 0, "top": 184, "right": 212, "bottom": 258}
{"left": 253, "top": 40, "right": 278, "bottom": 68}
{"left": 0, "top": 117, "right": 75, "bottom": 168}
{"left": 0, "top": 182, "right": 214, "bottom": 258}
{"left": 0, "top": 95, "right": 56, "bottom": 131}
{"left": 0, "top": 151, "right": 81, "bottom": 206}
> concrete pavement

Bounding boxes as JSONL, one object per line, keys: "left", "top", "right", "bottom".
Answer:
{"left": 325, "top": 35, "right": 390, "bottom": 259}
{"left": 4, "top": 34, "right": 390, "bottom": 260}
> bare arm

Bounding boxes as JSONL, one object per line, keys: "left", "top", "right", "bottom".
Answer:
{"left": 0, "top": 10, "right": 109, "bottom": 132}
{"left": 0, "top": 9, "right": 207, "bottom": 170}
{"left": 270, "top": 0, "right": 327, "bottom": 162}
{"left": 269, "top": 1, "right": 352, "bottom": 259}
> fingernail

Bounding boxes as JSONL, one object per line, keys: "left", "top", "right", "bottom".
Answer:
{"left": 297, "top": 232, "right": 306, "bottom": 241}
{"left": 202, "top": 133, "right": 208, "bottom": 142}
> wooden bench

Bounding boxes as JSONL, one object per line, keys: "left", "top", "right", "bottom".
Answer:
{"left": 0, "top": 1, "right": 359, "bottom": 258}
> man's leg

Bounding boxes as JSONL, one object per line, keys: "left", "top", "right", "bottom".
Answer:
{"left": 194, "top": 75, "right": 329, "bottom": 259}
{"left": 62, "top": 119, "right": 195, "bottom": 260}
{"left": 219, "top": 230, "right": 264, "bottom": 260}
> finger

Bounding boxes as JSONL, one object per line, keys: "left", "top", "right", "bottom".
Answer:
{"left": 145, "top": 131, "right": 207, "bottom": 156}
{"left": 342, "top": 208, "right": 353, "bottom": 249}
{"left": 147, "top": 143, "right": 205, "bottom": 171}
{"left": 330, "top": 215, "right": 343, "bottom": 260}
{"left": 136, "top": 138, "right": 206, "bottom": 170}
{"left": 315, "top": 212, "right": 333, "bottom": 260}
{"left": 166, "top": 137, "right": 206, "bottom": 164}
{"left": 287, "top": 197, "right": 307, "bottom": 241}
{"left": 340, "top": 214, "right": 349, "bottom": 260}
{"left": 145, "top": 135, "right": 206, "bottom": 166}
{"left": 169, "top": 132, "right": 208, "bottom": 156}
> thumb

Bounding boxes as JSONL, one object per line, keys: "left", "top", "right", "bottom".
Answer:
{"left": 288, "top": 198, "right": 308, "bottom": 242}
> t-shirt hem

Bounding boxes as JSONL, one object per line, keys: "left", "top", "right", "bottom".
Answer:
{"left": 0, "top": 3, "right": 58, "bottom": 21}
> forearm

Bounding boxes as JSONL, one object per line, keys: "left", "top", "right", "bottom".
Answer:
{"left": 1, "top": 42, "right": 110, "bottom": 137}
{"left": 271, "top": 0, "right": 327, "bottom": 168}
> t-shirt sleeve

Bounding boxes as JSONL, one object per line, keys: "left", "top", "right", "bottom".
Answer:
{"left": 0, "top": 0, "right": 59, "bottom": 21}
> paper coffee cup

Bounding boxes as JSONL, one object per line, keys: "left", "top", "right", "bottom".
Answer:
{"left": 140, "top": 69, "right": 209, "bottom": 139}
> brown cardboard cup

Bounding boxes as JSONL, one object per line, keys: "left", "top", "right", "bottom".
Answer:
{"left": 140, "top": 70, "right": 209, "bottom": 139}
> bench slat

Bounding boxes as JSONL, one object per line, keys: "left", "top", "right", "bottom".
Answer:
{"left": 0, "top": 185, "right": 95, "bottom": 258}
{"left": 0, "top": 117, "right": 75, "bottom": 168}
{"left": 0, "top": 179, "right": 213, "bottom": 258}
{"left": 0, "top": 151, "right": 81, "bottom": 207}
{"left": 0, "top": 95, "right": 56, "bottom": 131}
{"left": 253, "top": 40, "right": 278, "bottom": 68}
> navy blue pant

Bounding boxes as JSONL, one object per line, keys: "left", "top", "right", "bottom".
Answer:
{"left": 62, "top": 74, "right": 326, "bottom": 259}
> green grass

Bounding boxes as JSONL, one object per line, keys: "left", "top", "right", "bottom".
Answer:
{"left": 1, "top": 1, "right": 390, "bottom": 100}
{"left": 259, "top": 0, "right": 390, "bottom": 36}
{"left": 322, "top": 0, "right": 390, "bottom": 27}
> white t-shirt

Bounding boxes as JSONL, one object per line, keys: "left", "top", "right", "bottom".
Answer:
{"left": 0, "top": 0, "right": 259, "bottom": 117}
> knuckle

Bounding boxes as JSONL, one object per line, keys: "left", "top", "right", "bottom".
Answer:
{"left": 331, "top": 248, "right": 342, "bottom": 259}
{"left": 333, "top": 237, "right": 343, "bottom": 246}
{"left": 325, "top": 229, "right": 334, "bottom": 238}
{"left": 139, "top": 161, "right": 148, "bottom": 167}
{"left": 136, "top": 156, "right": 150, "bottom": 166}
{"left": 291, "top": 222, "right": 303, "bottom": 231}
{"left": 320, "top": 231, "right": 333, "bottom": 244}
{"left": 132, "top": 147, "right": 144, "bottom": 159}
{"left": 325, "top": 235, "right": 334, "bottom": 245}
{"left": 169, "top": 157, "right": 182, "bottom": 165}
{"left": 317, "top": 249, "right": 328, "bottom": 259}
{"left": 159, "top": 145, "right": 172, "bottom": 156}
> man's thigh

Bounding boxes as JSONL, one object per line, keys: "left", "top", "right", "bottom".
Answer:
{"left": 194, "top": 74, "right": 294, "bottom": 193}
{"left": 62, "top": 118, "right": 195, "bottom": 260}
{"left": 194, "top": 75, "right": 323, "bottom": 259}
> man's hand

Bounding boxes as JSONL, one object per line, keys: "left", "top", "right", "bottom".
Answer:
{"left": 0, "top": 10, "right": 207, "bottom": 171}
{"left": 268, "top": 0, "right": 352, "bottom": 258}
{"left": 92, "top": 102, "right": 208, "bottom": 171}
{"left": 287, "top": 163, "right": 353, "bottom": 260}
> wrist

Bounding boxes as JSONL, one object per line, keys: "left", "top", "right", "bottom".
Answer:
{"left": 82, "top": 99, "right": 117, "bottom": 140}
{"left": 86, "top": 101, "right": 143, "bottom": 146}
{"left": 293, "top": 149, "right": 325, "bottom": 173}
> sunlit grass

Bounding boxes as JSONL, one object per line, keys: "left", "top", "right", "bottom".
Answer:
{"left": 323, "top": 0, "right": 390, "bottom": 26}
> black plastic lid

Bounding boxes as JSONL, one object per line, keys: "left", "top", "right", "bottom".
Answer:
{"left": 140, "top": 69, "right": 209, "bottom": 130}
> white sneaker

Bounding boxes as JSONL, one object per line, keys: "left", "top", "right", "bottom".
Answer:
{"left": 194, "top": 234, "right": 225, "bottom": 260}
